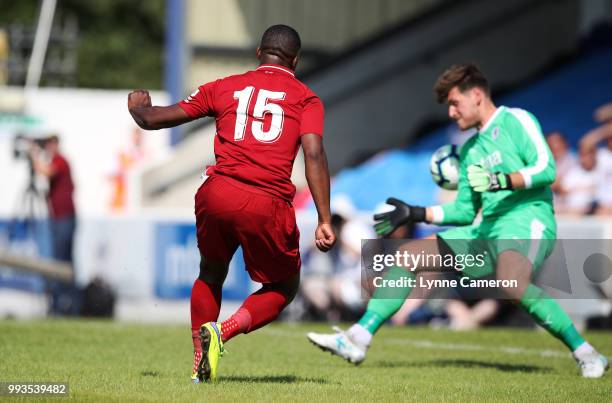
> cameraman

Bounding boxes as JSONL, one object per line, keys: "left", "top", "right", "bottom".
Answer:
{"left": 30, "top": 135, "right": 76, "bottom": 263}
{"left": 30, "top": 135, "right": 77, "bottom": 316}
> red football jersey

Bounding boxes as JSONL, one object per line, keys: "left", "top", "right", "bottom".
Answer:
{"left": 178, "top": 64, "right": 324, "bottom": 201}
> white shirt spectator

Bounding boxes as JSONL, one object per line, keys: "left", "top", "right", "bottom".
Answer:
{"left": 559, "top": 164, "right": 597, "bottom": 212}
{"left": 596, "top": 148, "right": 612, "bottom": 208}
{"left": 334, "top": 218, "right": 375, "bottom": 310}
{"left": 553, "top": 152, "right": 579, "bottom": 210}
{"left": 556, "top": 152, "right": 578, "bottom": 179}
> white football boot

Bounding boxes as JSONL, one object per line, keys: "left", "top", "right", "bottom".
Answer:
{"left": 307, "top": 326, "right": 367, "bottom": 365}
{"left": 575, "top": 350, "right": 609, "bottom": 378}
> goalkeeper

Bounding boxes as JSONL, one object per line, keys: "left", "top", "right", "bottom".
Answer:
{"left": 307, "top": 63, "right": 608, "bottom": 378}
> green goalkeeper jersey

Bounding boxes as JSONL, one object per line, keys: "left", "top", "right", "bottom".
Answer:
{"left": 431, "top": 106, "right": 556, "bottom": 225}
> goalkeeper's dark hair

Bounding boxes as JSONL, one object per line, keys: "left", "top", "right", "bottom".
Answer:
{"left": 434, "top": 63, "right": 490, "bottom": 103}
{"left": 259, "top": 24, "right": 301, "bottom": 63}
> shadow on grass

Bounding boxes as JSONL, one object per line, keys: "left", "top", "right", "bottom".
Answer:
{"left": 221, "top": 375, "right": 330, "bottom": 384}
{"left": 374, "top": 359, "right": 552, "bottom": 373}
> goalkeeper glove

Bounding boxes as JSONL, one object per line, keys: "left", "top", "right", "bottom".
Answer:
{"left": 467, "top": 164, "right": 512, "bottom": 192}
{"left": 373, "top": 197, "right": 426, "bottom": 237}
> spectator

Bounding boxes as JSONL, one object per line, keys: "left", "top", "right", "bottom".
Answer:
{"left": 301, "top": 195, "right": 372, "bottom": 321}
{"left": 328, "top": 217, "right": 374, "bottom": 317}
{"left": 546, "top": 132, "right": 578, "bottom": 208}
{"left": 580, "top": 102, "right": 612, "bottom": 214}
{"left": 594, "top": 137, "right": 612, "bottom": 215}
{"left": 30, "top": 135, "right": 77, "bottom": 314}
{"left": 300, "top": 213, "right": 343, "bottom": 321}
{"left": 30, "top": 135, "right": 76, "bottom": 262}
{"left": 109, "top": 127, "right": 150, "bottom": 211}
{"left": 594, "top": 102, "right": 612, "bottom": 123}
{"left": 556, "top": 144, "right": 598, "bottom": 215}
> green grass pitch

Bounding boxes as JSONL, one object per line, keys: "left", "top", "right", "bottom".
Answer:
{"left": 1, "top": 320, "right": 611, "bottom": 402}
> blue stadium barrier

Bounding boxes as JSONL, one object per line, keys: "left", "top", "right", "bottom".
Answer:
{"left": 0, "top": 219, "right": 49, "bottom": 293}
{"left": 153, "top": 222, "right": 252, "bottom": 300}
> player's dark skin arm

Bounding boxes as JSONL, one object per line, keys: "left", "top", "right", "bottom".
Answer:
{"left": 127, "top": 89, "right": 193, "bottom": 130}
{"left": 301, "top": 134, "right": 336, "bottom": 252}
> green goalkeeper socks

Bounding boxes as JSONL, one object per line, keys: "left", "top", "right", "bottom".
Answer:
{"left": 519, "top": 284, "right": 585, "bottom": 351}
{"left": 358, "top": 273, "right": 586, "bottom": 351}
{"left": 357, "top": 267, "right": 415, "bottom": 334}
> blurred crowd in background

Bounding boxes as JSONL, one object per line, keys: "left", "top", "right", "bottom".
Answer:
{"left": 548, "top": 102, "right": 612, "bottom": 216}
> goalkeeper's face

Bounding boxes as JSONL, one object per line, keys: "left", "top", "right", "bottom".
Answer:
{"left": 446, "top": 87, "right": 481, "bottom": 131}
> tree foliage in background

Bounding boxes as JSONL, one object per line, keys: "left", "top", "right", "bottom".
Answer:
{"left": 0, "top": 0, "right": 165, "bottom": 89}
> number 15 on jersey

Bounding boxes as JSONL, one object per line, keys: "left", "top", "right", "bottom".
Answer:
{"left": 233, "top": 86, "right": 286, "bottom": 143}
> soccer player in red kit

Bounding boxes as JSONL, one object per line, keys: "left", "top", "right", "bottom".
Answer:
{"left": 127, "top": 24, "right": 336, "bottom": 383}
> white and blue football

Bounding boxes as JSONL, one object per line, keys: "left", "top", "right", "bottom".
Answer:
{"left": 430, "top": 144, "right": 460, "bottom": 190}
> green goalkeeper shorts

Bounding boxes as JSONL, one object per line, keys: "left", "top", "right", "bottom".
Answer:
{"left": 437, "top": 205, "right": 556, "bottom": 279}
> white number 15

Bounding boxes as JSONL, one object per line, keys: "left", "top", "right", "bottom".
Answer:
{"left": 233, "top": 86, "right": 286, "bottom": 143}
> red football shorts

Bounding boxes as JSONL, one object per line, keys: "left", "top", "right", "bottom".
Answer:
{"left": 194, "top": 175, "right": 301, "bottom": 283}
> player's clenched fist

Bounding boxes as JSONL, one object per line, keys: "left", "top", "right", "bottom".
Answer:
{"left": 128, "top": 89, "right": 152, "bottom": 110}
{"left": 315, "top": 222, "right": 336, "bottom": 252}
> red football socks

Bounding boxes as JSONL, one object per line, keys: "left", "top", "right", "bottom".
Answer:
{"left": 220, "top": 287, "right": 289, "bottom": 342}
{"left": 191, "top": 277, "right": 293, "bottom": 345}
{"left": 190, "top": 279, "right": 222, "bottom": 337}
{"left": 220, "top": 308, "right": 252, "bottom": 342}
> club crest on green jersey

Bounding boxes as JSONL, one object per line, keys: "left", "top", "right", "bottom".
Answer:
{"left": 479, "top": 150, "right": 503, "bottom": 170}
{"left": 492, "top": 126, "right": 500, "bottom": 140}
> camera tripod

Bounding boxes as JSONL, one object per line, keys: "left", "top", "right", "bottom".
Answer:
{"left": 9, "top": 159, "right": 49, "bottom": 240}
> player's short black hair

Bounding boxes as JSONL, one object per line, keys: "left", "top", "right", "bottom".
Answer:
{"left": 434, "top": 63, "right": 490, "bottom": 103}
{"left": 259, "top": 24, "right": 301, "bottom": 62}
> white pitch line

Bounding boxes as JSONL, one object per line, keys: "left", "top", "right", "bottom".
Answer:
{"left": 261, "top": 327, "right": 571, "bottom": 359}
{"left": 384, "top": 338, "right": 570, "bottom": 358}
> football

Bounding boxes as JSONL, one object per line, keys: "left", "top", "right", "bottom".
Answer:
{"left": 430, "top": 144, "right": 460, "bottom": 190}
